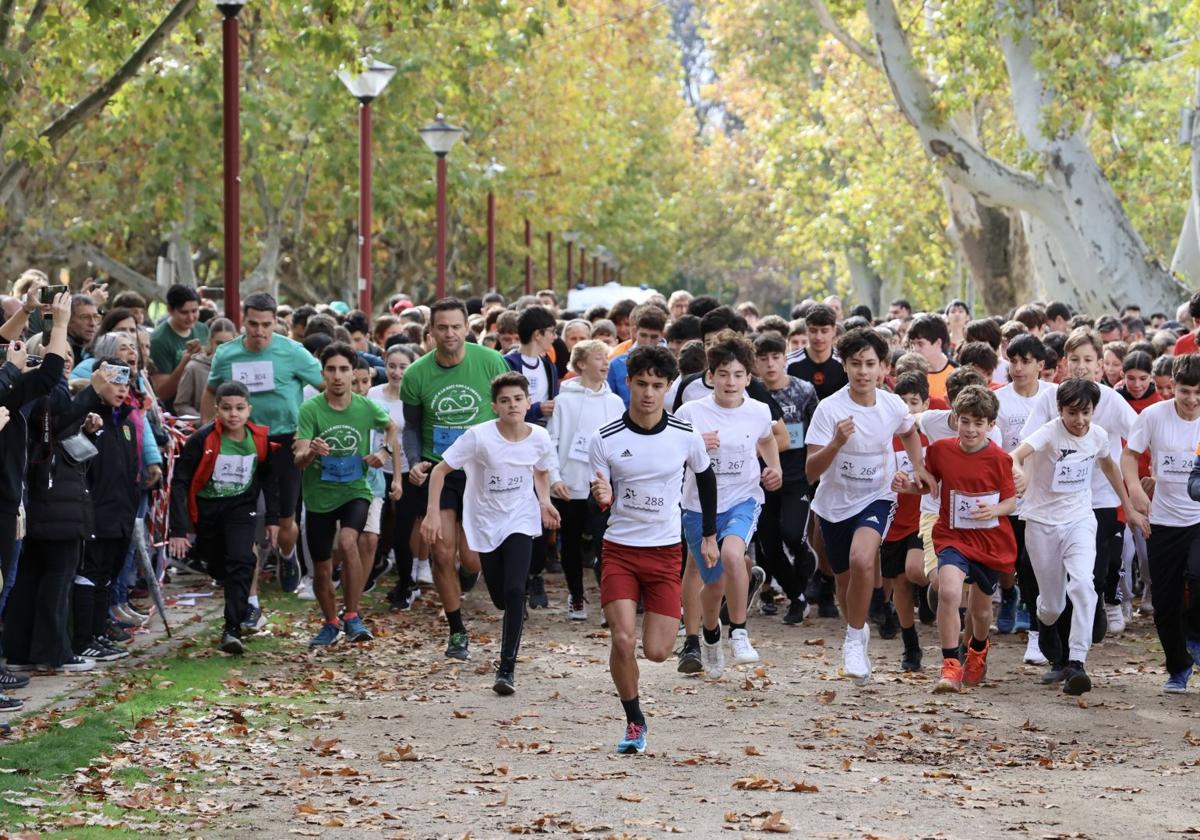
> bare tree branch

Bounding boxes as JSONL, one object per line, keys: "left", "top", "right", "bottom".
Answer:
{"left": 0, "top": 0, "right": 197, "bottom": 208}
{"left": 13, "top": 0, "right": 47, "bottom": 56}
{"left": 807, "top": 0, "right": 881, "bottom": 71}
{"left": 0, "top": 0, "right": 17, "bottom": 51}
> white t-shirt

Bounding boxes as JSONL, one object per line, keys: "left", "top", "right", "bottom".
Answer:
{"left": 589, "top": 412, "right": 711, "bottom": 547}
{"left": 516, "top": 354, "right": 550, "bottom": 404}
{"left": 807, "top": 386, "right": 914, "bottom": 522}
{"left": 995, "top": 381, "right": 1054, "bottom": 452}
{"left": 1018, "top": 418, "right": 1110, "bottom": 525}
{"left": 916, "top": 410, "right": 1003, "bottom": 515}
{"left": 1126, "top": 400, "right": 1200, "bottom": 527}
{"left": 992, "top": 357, "right": 1010, "bottom": 387}
{"left": 440, "top": 421, "right": 556, "bottom": 554}
{"left": 367, "top": 384, "right": 408, "bottom": 474}
{"left": 676, "top": 395, "right": 774, "bottom": 512}
{"left": 1022, "top": 383, "right": 1134, "bottom": 509}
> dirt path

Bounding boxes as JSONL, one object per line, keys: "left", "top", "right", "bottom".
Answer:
{"left": 45, "top": 575, "right": 1200, "bottom": 839}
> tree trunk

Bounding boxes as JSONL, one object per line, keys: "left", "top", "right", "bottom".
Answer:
{"left": 864, "top": 0, "right": 1186, "bottom": 316}
{"left": 1171, "top": 70, "right": 1200, "bottom": 287}
{"left": 845, "top": 244, "right": 883, "bottom": 316}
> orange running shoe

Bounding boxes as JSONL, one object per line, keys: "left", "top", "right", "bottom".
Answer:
{"left": 934, "top": 658, "right": 963, "bottom": 693}
{"left": 963, "top": 639, "right": 989, "bottom": 686}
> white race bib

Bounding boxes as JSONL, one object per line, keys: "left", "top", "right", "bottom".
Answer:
{"left": 231, "top": 361, "right": 274, "bottom": 394}
{"left": 786, "top": 422, "right": 805, "bottom": 450}
{"left": 835, "top": 452, "right": 887, "bottom": 490}
{"left": 950, "top": 490, "right": 1000, "bottom": 530}
{"left": 1001, "top": 414, "right": 1027, "bottom": 450}
{"left": 711, "top": 445, "right": 750, "bottom": 477}
{"left": 213, "top": 454, "right": 255, "bottom": 486}
{"left": 486, "top": 467, "right": 528, "bottom": 495}
{"left": 568, "top": 432, "right": 591, "bottom": 462}
{"left": 894, "top": 450, "right": 913, "bottom": 474}
{"left": 1156, "top": 450, "right": 1194, "bottom": 485}
{"left": 1051, "top": 455, "right": 1095, "bottom": 493}
{"left": 617, "top": 482, "right": 669, "bottom": 521}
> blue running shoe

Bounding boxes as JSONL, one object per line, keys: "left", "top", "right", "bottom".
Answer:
{"left": 1165, "top": 669, "right": 1191, "bottom": 694}
{"left": 1014, "top": 602, "right": 1031, "bottom": 633}
{"left": 344, "top": 615, "right": 374, "bottom": 643}
{"left": 996, "top": 587, "right": 1018, "bottom": 634}
{"left": 1187, "top": 640, "right": 1200, "bottom": 667}
{"left": 616, "top": 722, "right": 647, "bottom": 755}
{"left": 278, "top": 551, "right": 301, "bottom": 594}
{"left": 309, "top": 622, "right": 342, "bottom": 648}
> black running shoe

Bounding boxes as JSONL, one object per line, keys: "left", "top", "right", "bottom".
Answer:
{"left": 879, "top": 604, "right": 899, "bottom": 640}
{"left": 677, "top": 638, "right": 702, "bottom": 674}
{"left": 782, "top": 597, "right": 808, "bottom": 626}
{"left": 901, "top": 644, "right": 923, "bottom": 672}
{"left": 760, "top": 590, "right": 778, "bottom": 616}
{"left": 445, "top": 632, "right": 470, "bottom": 661}
{"left": 493, "top": 664, "right": 515, "bottom": 696}
{"left": 220, "top": 632, "right": 245, "bottom": 656}
{"left": 1061, "top": 660, "right": 1092, "bottom": 695}
{"left": 527, "top": 575, "right": 549, "bottom": 609}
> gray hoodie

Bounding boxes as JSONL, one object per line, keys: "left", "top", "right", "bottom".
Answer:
{"left": 545, "top": 377, "right": 626, "bottom": 499}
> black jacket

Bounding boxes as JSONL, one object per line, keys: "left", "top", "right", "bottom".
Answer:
{"left": 24, "top": 383, "right": 100, "bottom": 541}
{"left": 87, "top": 399, "right": 141, "bottom": 539}
{"left": 0, "top": 354, "right": 66, "bottom": 516}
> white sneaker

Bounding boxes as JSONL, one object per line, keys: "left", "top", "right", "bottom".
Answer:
{"left": 843, "top": 625, "right": 871, "bottom": 686}
{"left": 1105, "top": 603, "right": 1126, "bottom": 635}
{"left": 414, "top": 558, "right": 434, "bottom": 585}
{"left": 1023, "top": 630, "right": 1048, "bottom": 665}
{"left": 567, "top": 596, "right": 588, "bottom": 622}
{"left": 296, "top": 576, "right": 316, "bottom": 601}
{"left": 729, "top": 628, "right": 759, "bottom": 665}
{"left": 700, "top": 636, "right": 725, "bottom": 679}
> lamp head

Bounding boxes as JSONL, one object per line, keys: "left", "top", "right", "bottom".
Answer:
{"left": 338, "top": 59, "right": 397, "bottom": 103}
{"left": 419, "top": 113, "right": 465, "bottom": 157}
{"left": 216, "top": 0, "right": 247, "bottom": 19}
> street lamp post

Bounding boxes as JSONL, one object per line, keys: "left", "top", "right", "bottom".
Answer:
{"left": 578, "top": 245, "right": 586, "bottom": 287}
{"left": 563, "top": 231, "right": 579, "bottom": 292}
{"left": 217, "top": 0, "right": 246, "bottom": 326}
{"left": 339, "top": 59, "right": 396, "bottom": 315}
{"left": 419, "top": 114, "right": 465, "bottom": 300}
{"left": 484, "top": 160, "right": 505, "bottom": 294}
{"left": 592, "top": 256, "right": 599, "bottom": 286}
{"left": 545, "top": 230, "right": 554, "bottom": 291}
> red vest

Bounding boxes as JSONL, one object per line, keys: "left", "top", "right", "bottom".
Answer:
{"left": 187, "top": 420, "right": 274, "bottom": 523}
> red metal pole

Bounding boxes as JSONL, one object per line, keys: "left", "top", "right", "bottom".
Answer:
{"left": 546, "top": 230, "right": 554, "bottom": 291}
{"left": 436, "top": 154, "right": 448, "bottom": 299}
{"left": 579, "top": 247, "right": 586, "bottom": 288}
{"left": 358, "top": 101, "right": 372, "bottom": 313}
{"left": 566, "top": 241, "right": 573, "bottom": 289}
{"left": 524, "top": 218, "right": 533, "bottom": 295}
{"left": 486, "top": 191, "right": 496, "bottom": 293}
{"left": 221, "top": 13, "right": 241, "bottom": 326}
{"left": 592, "top": 257, "right": 598, "bottom": 286}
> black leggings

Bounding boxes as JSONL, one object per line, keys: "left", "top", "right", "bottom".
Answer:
{"left": 480, "top": 533, "right": 533, "bottom": 666}
{"left": 389, "top": 472, "right": 421, "bottom": 592}
{"left": 195, "top": 498, "right": 258, "bottom": 635}
{"left": 552, "top": 498, "right": 609, "bottom": 599}
{"left": 755, "top": 482, "right": 815, "bottom": 601}
{"left": 73, "top": 536, "right": 130, "bottom": 652}
{"left": 1011, "top": 517, "right": 1040, "bottom": 619}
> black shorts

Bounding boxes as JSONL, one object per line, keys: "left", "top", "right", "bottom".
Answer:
{"left": 305, "top": 498, "right": 370, "bottom": 563}
{"left": 268, "top": 432, "right": 301, "bottom": 520}
{"left": 880, "top": 531, "right": 923, "bottom": 579}
{"left": 411, "top": 467, "right": 467, "bottom": 519}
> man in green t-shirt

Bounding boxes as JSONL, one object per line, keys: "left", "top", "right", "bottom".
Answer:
{"left": 205, "top": 292, "right": 323, "bottom": 602}
{"left": 400, "top": 297, "right": 510, "bottom": 660}
{"left": 296, "top": 342, "right": 401, "bottom": 648}
{"left": 150, "top": 284, "right": 209, "bottom": 407}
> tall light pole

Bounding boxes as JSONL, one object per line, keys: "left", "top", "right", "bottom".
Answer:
{"left": 484, "top": 160, "right": 505, "bottom": 294}
{"left": 578, "top": 244, "right": 587, "bottom": 288}
{"left": 217, "top": 0, "right": 246, "bottom": 326}
{"left": 545, "top": 230, "right": 554, "bottom": 291}
{"left": 339, "top": 59, "right": 396, "bottom": 315}
{"left": 419, "top": 114, "right": 465, "bottom": 300}
{"left": 563, "top": 231, "right": 579, "bottom": 291}
{"left": 523, "top": 218, "right": 533, "bottom": 295}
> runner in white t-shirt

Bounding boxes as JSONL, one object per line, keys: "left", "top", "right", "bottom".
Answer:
{"left": 589, "top": 346, "right": 717, "bottom": 755}
{"left": 676, "top": 337, "right": 782, "bottom": 677}
{"left": 1011, "top": 378, "right": 1148, "bottom": 696}
{"left": 1122, "top": 354, "right": 1200, "bottom": 694}
{"left": 994, "top": 334, "right": 1055, "bottom": 665}
{"left": 806, "top": 328, "right": 933, "bottom": 687}
{"left": 422, "top": 372, "right": 560, "bottom": 696}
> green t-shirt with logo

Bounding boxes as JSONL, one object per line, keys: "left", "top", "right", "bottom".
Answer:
{"left": 399, "top": 342, "right": 510, "bottom": 463}
{"left": 208, "top": 333, "right": 323, "bottom": 435}
{"left": 196, "top": 432, "right": 258, "bottom": 499}
{"left": 297, "top": 393, "right": 390, "bottom": 513}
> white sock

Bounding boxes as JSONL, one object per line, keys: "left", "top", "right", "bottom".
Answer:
{"left": 248, "top": 595, "right": 260, "bottom": 608}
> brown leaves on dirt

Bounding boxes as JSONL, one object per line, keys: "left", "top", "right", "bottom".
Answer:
{"left": 732, "top": 774, "right": 818, "bottom": 793}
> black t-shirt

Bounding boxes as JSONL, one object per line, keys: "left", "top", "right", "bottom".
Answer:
{"left": 766, "top": 376, "right": 818, "bottom": 486}
{"left": 786, "top": 349, "right": 847, "bottom": 401}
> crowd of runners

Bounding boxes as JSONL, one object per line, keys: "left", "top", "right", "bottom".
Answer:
{"left": 1, "top": 273, "right": 1198, "bottom": 756}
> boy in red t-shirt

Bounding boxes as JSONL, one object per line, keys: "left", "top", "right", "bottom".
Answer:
{"left": 895, "top": 385, "right": 1017, "bottom": 693}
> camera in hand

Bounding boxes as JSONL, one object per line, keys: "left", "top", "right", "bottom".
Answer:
{"left": 40, "top": 284, "right": 68, "bottom": 304}
{"left": 26, "top": 355, "right": 42, "bottom": 368}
